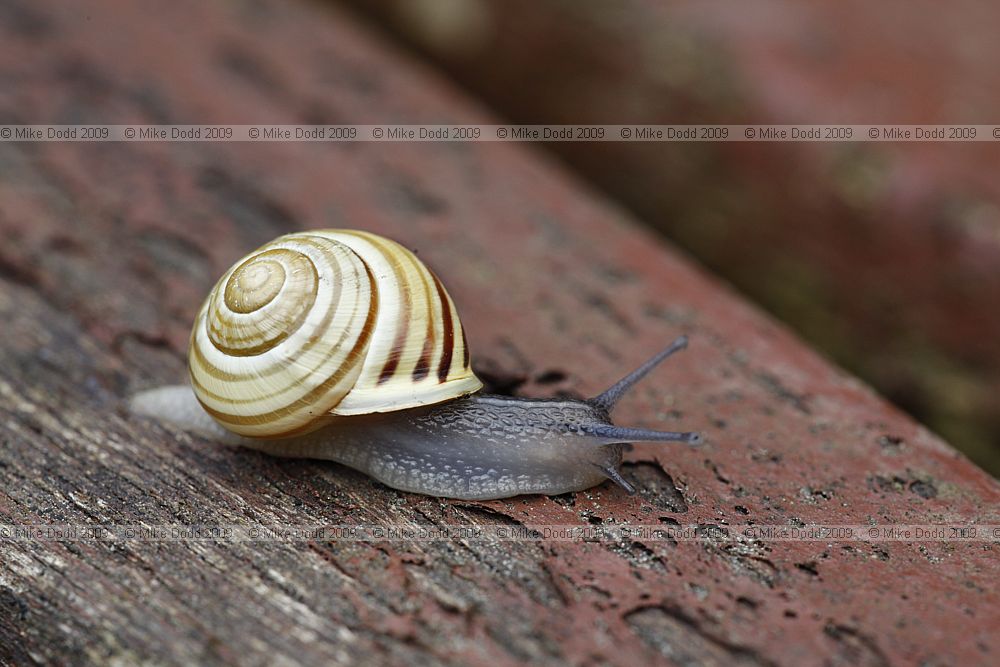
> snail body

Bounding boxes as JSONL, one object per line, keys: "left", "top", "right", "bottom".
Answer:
{"left": 131, "top": 230, "right": 699, "bottom": 500}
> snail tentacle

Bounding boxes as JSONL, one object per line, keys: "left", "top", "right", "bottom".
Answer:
{"left": 576, "top": 335, "right": 701, "bottom": 446}
{"left": 590, "top": 335, "right": 689, "bottom": 412}
{"left": 592, "top": 463, "right": 637, "bottom": 495}
{"left": 578, "top": 423, "right": 702, "bottom": 445}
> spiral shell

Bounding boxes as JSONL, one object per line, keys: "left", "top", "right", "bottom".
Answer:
{"left": 188, "top": 230, "right": 482, "bottom": 437}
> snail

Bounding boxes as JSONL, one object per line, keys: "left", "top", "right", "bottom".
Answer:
{"left": 130, "top": 230, "right": 700, "bottom": 500}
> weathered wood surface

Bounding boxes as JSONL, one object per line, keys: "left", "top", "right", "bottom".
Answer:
{"left": 0, "top": 1, "right": 997, "bottom": 665}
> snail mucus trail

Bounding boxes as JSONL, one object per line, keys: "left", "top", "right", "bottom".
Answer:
{"left": 130, "top": 230, "right": 701, "bottom": 500}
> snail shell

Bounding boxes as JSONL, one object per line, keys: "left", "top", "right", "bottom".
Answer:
{"left": 189, "top": 230, "right": 482, "bottom": 437}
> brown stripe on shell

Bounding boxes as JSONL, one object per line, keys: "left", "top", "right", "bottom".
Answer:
{"left": 460, "top": 322, "right": 470, "bottom": 369}
{"left": 411, "top": 258, "right": 438, "bottom": 381}
{"left": 206, "top": 261, "right": 319, "bottom": 357}
{"left": 191, "top": 237, "right": 352, "bottom": 382}
{"left": 430, "top": 271, "right": 455, "bottom": 382}
{"left": 190, "top": 300, "right": 350, "bottom": 405}
{"left": 357, "top": 233, "right": 412, "bottom": 385}
{"left": 194, "top": 262, "right": 379, "bottom": 430}
{"left": 206, "top": 248, "right": 315, "bottom": 352}
{"left": 412, "top": 337, "right": 433, "bottom": 381}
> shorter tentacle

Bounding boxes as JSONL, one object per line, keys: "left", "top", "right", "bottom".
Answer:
{"left": 593, "top": 464, "right": 636, "bottom": 494}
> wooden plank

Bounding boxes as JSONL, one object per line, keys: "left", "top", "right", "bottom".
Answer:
{"left": 0, "top": 1, "right": 997, "bottom": 665}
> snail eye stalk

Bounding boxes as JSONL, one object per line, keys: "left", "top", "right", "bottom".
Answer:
{"left": 593, "top": 463, "right": 637, "bottom": 495}
{"left": 589, "top": 335, "right": 690, "bottom": 412}
{"left": 581, "top": 424, "right": 702, "bottom": 445}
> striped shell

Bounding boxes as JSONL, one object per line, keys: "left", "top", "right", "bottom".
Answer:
{"left": 188, "top": 230, "right": 482, "bottom": 437}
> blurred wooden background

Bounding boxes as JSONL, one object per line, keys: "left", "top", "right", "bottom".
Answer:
{"left": 347, "top": 0, "right": 1000, "bottom": 475}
